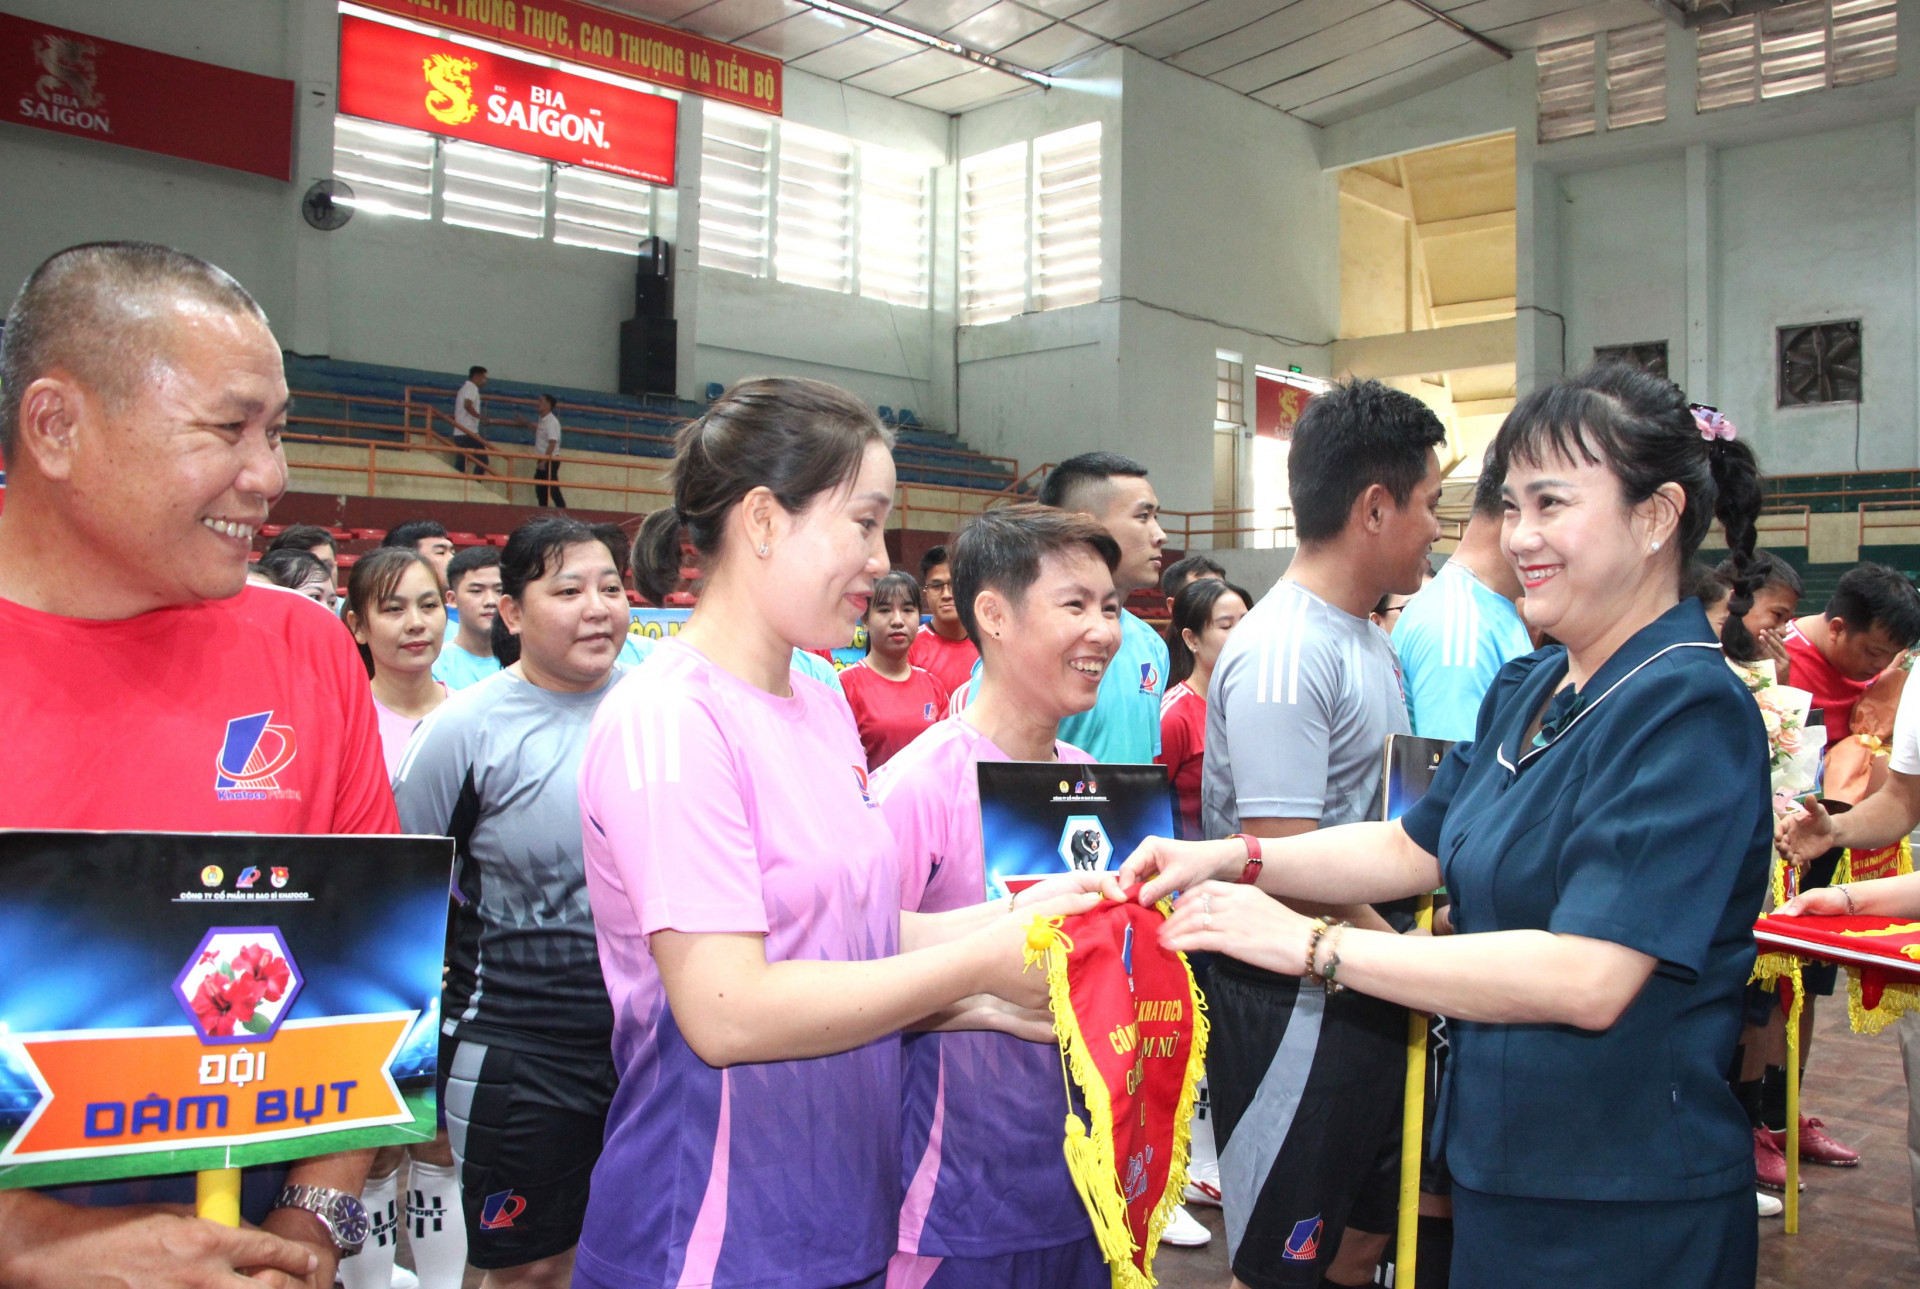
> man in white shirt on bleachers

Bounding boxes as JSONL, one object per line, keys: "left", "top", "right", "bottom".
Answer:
{"left": 452, "top": 365, "right": 489, "bottom": 474}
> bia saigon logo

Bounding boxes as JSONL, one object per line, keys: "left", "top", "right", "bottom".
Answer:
{"left": 422, "top": 53, "right": 480, "bottom": 126}
{"left": 215, "top": 711, "right": 302, "bottom": 802}
{"left": 22, "top": 33, "right": 109, "bottom": 134}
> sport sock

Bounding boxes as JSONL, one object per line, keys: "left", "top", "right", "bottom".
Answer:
{"left": 406, "top": 1159, "right": 469, "bottom": 1289}
{"left": 337, "top": 1168, "right": 399, "bottom": 1289}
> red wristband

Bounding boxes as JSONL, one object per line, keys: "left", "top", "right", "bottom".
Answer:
{"left": 1231, "top": 833, "right": 1263, "bottom": 885}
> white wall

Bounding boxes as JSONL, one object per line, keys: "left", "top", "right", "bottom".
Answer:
{"left": 0, "top": 0, "right": 960, "bottom": 422}
{"left": 0, "top": 0, "right": 298, "bottom": 326}
{"left": 1322, "top": 14, "right": 1920, "bottom": 480}
{"left": 953, "top": 49, "right": 1341, "bottom": 518}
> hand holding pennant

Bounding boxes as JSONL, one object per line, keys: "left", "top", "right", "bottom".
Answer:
{"left": 1022, "top": 884, "right": 1207, "bottom": 1288}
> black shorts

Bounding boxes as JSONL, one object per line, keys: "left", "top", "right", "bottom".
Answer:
{"left": 1208, "top": 963, "right": 1409, "bottom": 1289}
{"left": 441, "top": 1033, "right": 618, "bottom": 1269}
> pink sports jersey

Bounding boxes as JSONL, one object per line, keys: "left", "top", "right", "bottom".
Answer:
{"left": 870, "top": 718, "right": 1097, "bottom": 1259}
{"left": 575, "top": 638, "right": 904, "bottom": 1289}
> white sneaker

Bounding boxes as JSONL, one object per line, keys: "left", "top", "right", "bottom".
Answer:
{"left": 1756, "top": 1190, "right": 1783, "bottom": 1219}
{"left": 1160, "top": 1204, "right": 1212, "bottom": 1247}
{"left": 1182, "top": 1159, "right": 1222, "bottom": 1208}
{"left": 391, "top": 1268, "right": 420, "bottom": 1289}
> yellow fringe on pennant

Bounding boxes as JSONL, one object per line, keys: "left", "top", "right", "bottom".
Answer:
{"left": 1025, "top": 905, "right": 1211, "bottom": 1289}
{"left": 1833, "top": 837, "right": 1913, "bottom": 887}
{"left": 1843, "top": 976, "right": 1920, "bottom": 1034}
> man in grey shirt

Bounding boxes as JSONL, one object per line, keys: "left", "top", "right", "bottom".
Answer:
{"left": 1202, "top": 380, "right": 1445, "bottom": 1289}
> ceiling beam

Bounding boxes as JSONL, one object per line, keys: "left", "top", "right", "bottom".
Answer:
{"left": 1417, "top": 210, "right": 1518, "bottom": 238}
{"left": 1394, "top": 0, "right": 1512, "bottom": 59}
{"left": 1338, "top": 169, "right": 1413, "bottom": 219}
{"left": 1431, "top": 296, "right": 1518, "bottom": 324}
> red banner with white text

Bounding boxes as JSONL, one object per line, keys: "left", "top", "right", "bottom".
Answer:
{"left": 339, "top": 15, "right": 676, "bottom": 185}
{"left": 0, "top": 12, "right": 293, "bottom": 180}
{"left": 353, "top": 0, "right": 780, "bottom": 115}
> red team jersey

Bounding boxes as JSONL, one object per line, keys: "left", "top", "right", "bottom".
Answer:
{"left": 908, "top": 628, "right": 980, "bottom": 699}
{"left": 0, "top": 584, "right": 398, "bottom": 833}
{"left": 1156, "top": 681, "right": 1207, "bottom": 841}
{"left": 1781, "top": 621, "right": 1876, "bottom": 738}
{"left": 839, "top": 661, "right": 950, "bottom": 770}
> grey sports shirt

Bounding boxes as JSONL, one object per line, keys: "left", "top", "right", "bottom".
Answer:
{"left": 1201, "top": 580, "right": 1409, "bottom": 839}
{"left": 395, "top": 665, "right": 625, "bottom": 1049}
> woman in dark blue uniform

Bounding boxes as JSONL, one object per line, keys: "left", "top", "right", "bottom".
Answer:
{"left": 1118, "top": 365, "right": 1773, "bottom": 1287}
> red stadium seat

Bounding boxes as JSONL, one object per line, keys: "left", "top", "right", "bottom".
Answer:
{"left": 664, "top": 591, "right": 698, "bottom": 606}
{"left": 261, "top": 524, "right": 286, "bottom": 539}
{"left": 335, "top": 552, "right": 359, "bottom": 570}
{"left": 486, "top": 533, "right": 511, "bottom": 547}
{"left": 626, "top": 590, "right": 641, "bottom": 605}
{"left": 348, "top": 527, "right": 385, "bottom": 542}
{"left": 445, "top": 532, "right": 485, "bottom": 547}
{"left": 327, "top": 527, "right": 353, "bottom": 542}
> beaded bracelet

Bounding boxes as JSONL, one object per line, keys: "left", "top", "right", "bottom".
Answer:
{"left": 1320, "top": 923, "right": 1351, "bottom": 995}
{"left": 1839, "top": 884, "right": 1858, "bottom": 915}
{"left": 1305, "top": 917, "right": 1332, "bottom": 980}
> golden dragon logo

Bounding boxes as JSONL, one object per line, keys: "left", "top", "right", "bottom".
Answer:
{"left": 34, "top": 34, "right": 103, "bottom": 108}
{"left": 422, "top": 53, "right": 480, "bottom": 126}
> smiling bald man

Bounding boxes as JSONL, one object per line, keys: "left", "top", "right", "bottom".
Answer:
{"left": 0, "top": 243, "right": 394, "bottom": 1288}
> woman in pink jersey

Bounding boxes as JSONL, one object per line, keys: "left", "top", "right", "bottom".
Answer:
{"left": 574, "top": 380, "right": 1105, "bottom": 1289}
{"left": 870, "top": 504, "right": 1125, "bottom": 1289}
{"left": 1156, "top": 577, "right": 1252, "bottom": 842}
{"left": 344, "top": 546, "right": 450, "bottom": 779}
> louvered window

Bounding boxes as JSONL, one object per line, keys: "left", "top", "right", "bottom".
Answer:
{"left": 1033, "top": 123, "right": 1102, "bottom": 312}
{"left": 700, "top": 104, "right": 773, "bottom": 277}
{"left": 1832, "top": 0, "right": 1899, "bottom": 85}
{"left": 553, "top": 167, "right": 652, "bottom": 254}
{"left": 961, "top": 141, "right": 1030, "bottom": 325}
{"left": 1593, "top": 341, "right": 1669, "bottom": 380}
{"left": 776, "top": 122, "right": 854, "bottom": 294}
{"left": 440, "top": 140, "right": 547, "bottom": 239}
{"left": 1698, "top": 0, "right": 1897, "bottom": 113}
{"left": 860, "top": 145, "right": 931, "bottom": 309}
{"left": 332, "top": 116, "right": 434, "bottom": 220}
{"left": 1536, "top": 36, "right": 1598, "bottom": 142}
{"left": 1605, "top": 22, "right": 1667, "bottom": 129}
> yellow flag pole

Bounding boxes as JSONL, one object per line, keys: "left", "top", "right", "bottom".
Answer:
{"left": 196, "top": 1167, "right": 242, "bottom": 1227}
{"left": 1395, "top": 894, "right": 1434, "bottom": 1288}
{"left": 1784, "top": 981, "right": 1803, "bottom": 1234}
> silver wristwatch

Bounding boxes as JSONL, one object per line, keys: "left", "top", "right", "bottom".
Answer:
{"left": 272, "top": 1183, "right": 371, "bottom": 1256}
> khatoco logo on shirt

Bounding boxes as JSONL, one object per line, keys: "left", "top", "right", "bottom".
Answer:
{"left": 479, "top": 1189, "right": 527, "bottom": 1231}
{"left": 215, "top": 711, "right": 302, "bottom": 802}
{"left": 1139, "top": 662, "right": 1160, "bottom": 695}
{"left": 852, "top": 765, "right": 876, "bottom": 808}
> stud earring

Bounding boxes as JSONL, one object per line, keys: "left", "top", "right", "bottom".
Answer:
{"left": 759, "top": 544, "right": 769, "bottom": 557}
{"left": 1650, "top": 540, "right": 1663, "bottom": 552}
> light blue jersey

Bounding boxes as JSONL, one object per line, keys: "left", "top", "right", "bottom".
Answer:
{"left": 1392, "top": 561, "right": 1533, "bottom": 742}
{"left": 955, "top": 610, "right": 1167, "bottom": 761}
{"left": 1059, "top": 609, "right": 1167, "bottom": 762}
{"left": 434, "top": 640, "right": 502, "bottom": 690}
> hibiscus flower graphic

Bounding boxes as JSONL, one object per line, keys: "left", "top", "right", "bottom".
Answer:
{"left": 233, "top": 943, "right": 292, "bottom": 1003}
{"left": 191, "top": 971, "right": 267, "bottom": 1037}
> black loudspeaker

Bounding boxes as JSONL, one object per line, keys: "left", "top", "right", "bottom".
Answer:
{"left": 619, "top": 317, "right": 677, "bottom": 396}
{"left": 634, "top": 236, "right": 672, "bottom": 319}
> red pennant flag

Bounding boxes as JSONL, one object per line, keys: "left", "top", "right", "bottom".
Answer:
{"left": 1026, "top": 890, "right": 1207, "bottom": 1287}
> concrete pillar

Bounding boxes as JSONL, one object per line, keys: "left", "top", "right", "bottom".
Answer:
{"left": 285, "top": 0, "right": 339, "bottom": 356}
{"left": 1685, "top": 143, "right": 1717, "bottom": 402}
{"left": 672, "top": 95, "right": 704, "bottom": 402}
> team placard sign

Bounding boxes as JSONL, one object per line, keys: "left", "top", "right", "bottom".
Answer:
{"left": 0, "top": 832, "right": 452, "bottom": 1188}
{"left": 339, "top": 15, "right": 677, "bottom": 185}
{"left": 977, "top": 763, "right": 1176, "bottom": 901}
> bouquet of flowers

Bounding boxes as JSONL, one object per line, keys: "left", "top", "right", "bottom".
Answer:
{"left": 1756, "top": 681, "right": 1818, "bottom": 795}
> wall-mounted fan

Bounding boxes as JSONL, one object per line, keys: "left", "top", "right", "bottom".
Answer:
{"left": 1778, "top": 321, "right": 1861, "bottom": 406}
{"left": 302, "top": 179, "right": 355, "bottom": 232}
